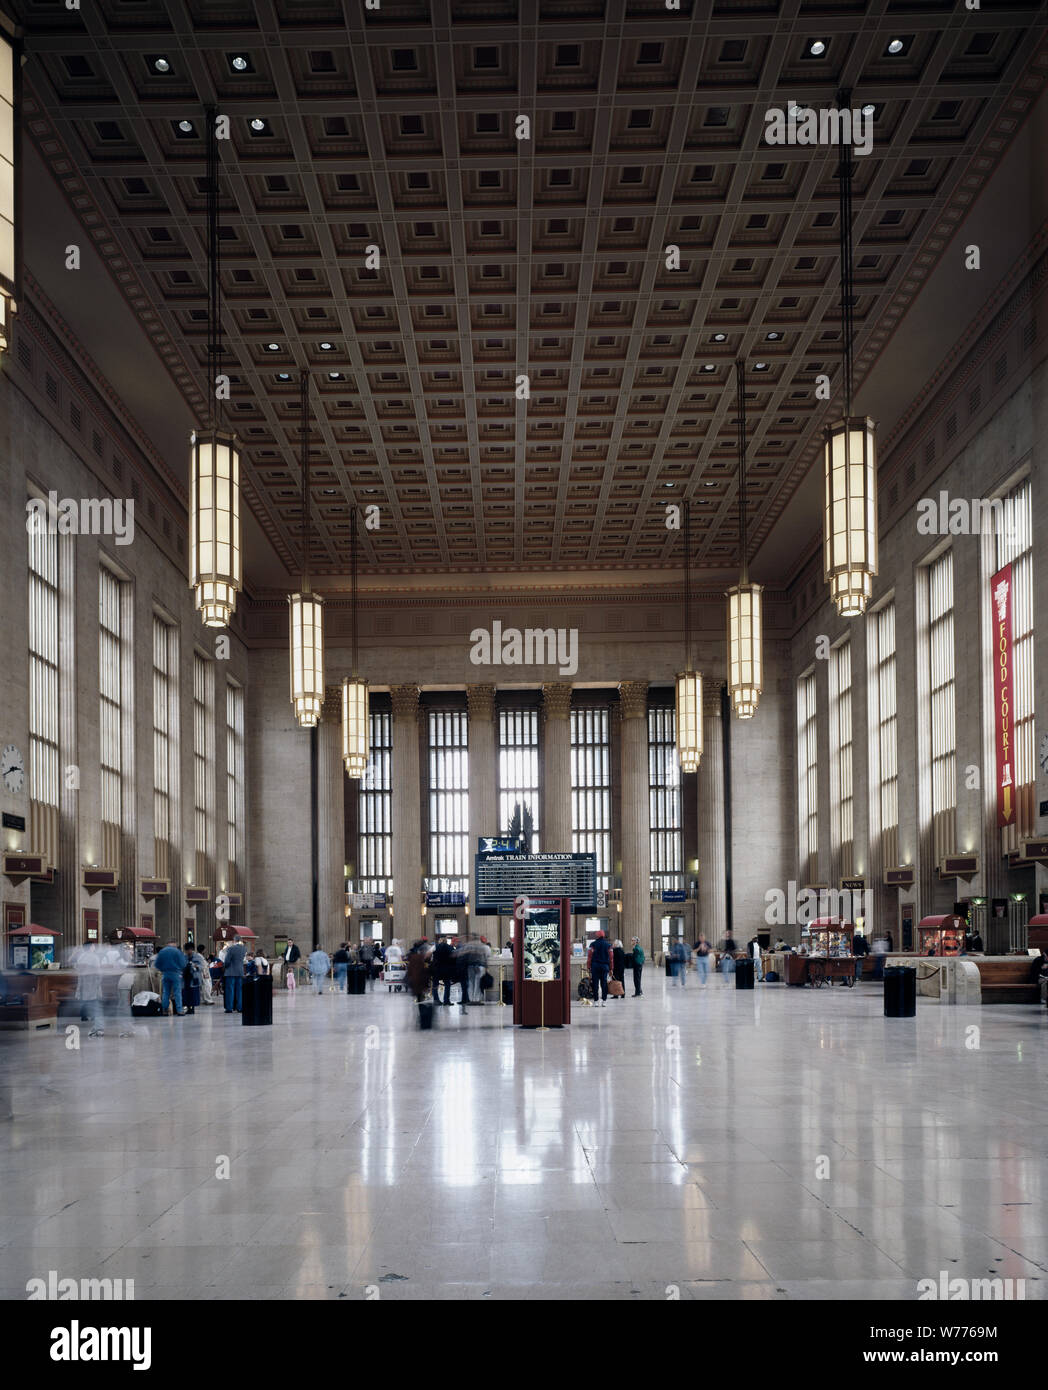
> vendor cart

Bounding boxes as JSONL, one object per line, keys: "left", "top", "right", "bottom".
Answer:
{"left": 804, "top": 917, "right": 856, "bottom": 987}
{"left": 917, "top": 914, "right": 965, "bottom": 956}
{"left": 383, "top": 961, "right": 406, "bottom": 992}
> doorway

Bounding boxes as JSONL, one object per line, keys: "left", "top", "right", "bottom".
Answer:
{"left": 661, "top": 914, "right": 684, "bottom": 956}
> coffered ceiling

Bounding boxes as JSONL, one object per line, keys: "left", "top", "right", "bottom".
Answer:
{"left": 8, "top": 0, "right": 1047, "bottom": 592}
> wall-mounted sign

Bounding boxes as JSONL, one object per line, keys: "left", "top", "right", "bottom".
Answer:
{"left": 82, "top": 868, "right": 118, "bottom": 891}
{"left": 426, "top": 891, "right": 465, "bottom": 908}
{"left": 223, "top": 891, "right": 243, "bottom": 907}
{"left": 596, "top": 890, "right": 608, "bottom": 909}
{"left": 474, "top": 852, "right": 597, "bottom": 916}
{"left": 991, "top": 563, "right": 1015, "bottom": 827}
{"left": 1, "top": 812, "right": 25, "bottom": 832}
{"left": 885, "top": 865, "right": 915, "bottom": 887}
{"left": 139, "top": 878, "right": 169, "bottom": 898}
{"left": 939, "top": 854, "right": 979, "bottom": 879}
{"left": 350, "top": 892, "right": 386, "bottom": 909}
{"left": 185, "top": 886, "right": 210, "bottom": 903}
{"left": 82, "top": 907, "right": 100, "bottom": 943}
{"left": 662, "top": 889, "right": 686, "bottom": 902}
{"left": 840, "top": 877, "right": 866, "bottom": 892}
{"left": 1020, "top": 838, "right": 1048, "bottom": 862}
{"left": 478, "top": 837, "right": 518, "bottom": 854}
{"left": 30, "top": 866, "right": 55, "bottom": 884}
{"left": 4, "top": 852, "right": 47, "bottom": 880}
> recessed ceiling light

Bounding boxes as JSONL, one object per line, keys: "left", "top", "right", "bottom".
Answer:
{"left": 808, "top": 40, "right": 826, "bottom": 57}
{"left": 664, "top": 481, "right": 674, "bottom": 488}
{"left": 328, "top": 372, "right": 344, "bottom": 380}
{"left": 887, "top": 38, "right": 905, "bottom": 55}
{"left": 704, "top": 481, "right": 716, "bottom": 487}
{"left": 322, "top": 489, "right": 336, "bottom": 495}
{"left": 177, "top": 119, "right": 194, "bottom": 134}
{"left": 862, "top": 103, "right": 876, "bottom": 117}
{"left": 265, "top": 342, "right": 281, "bottom": 352}
{"left": 250, "top": 118, "right": 268, "bottom": 133}
{"left": 766, "top": 332, "right": 781, "bottom": 340}
{"left": 754, "top": 361, "right": 768, "bottom": 370}
{"left": 153, "top": 57, "right": 171, "bottom": 74}
{"left": 712, "top": 333, "right": 727, "bottom": 342}
{"left": 277, "top": 372, "right": 291, "bottom": 381}
{"left": 703, "top": 363, "right": 716, "bottom": 372}
{"left": 319, "top": 341, "right": 333, "bottom": 351}
{"left": 231, "top": 55, "right": 250, "bottom": 72}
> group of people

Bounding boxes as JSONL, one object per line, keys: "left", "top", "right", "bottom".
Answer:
{"left": 665, "top": 931, "right": 759, "bottom": 987}
{"left": 584, "top": 933, "right": 646, "bottom": 1005}
{"left": 151, "top": 939, "right": 270, "bottom": 1016}
{"left": 401, "top": 935, "right": 493, "bottom": 1009}
{"left": 279, "top": 937, "right": 386, "bottom": 994}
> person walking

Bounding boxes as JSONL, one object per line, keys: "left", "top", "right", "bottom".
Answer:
{"left": 308, "top": 946, "right": 331, "bottom": 995}
{"left": 693, "top": 935, "right": 711, "bottom": 986}
{"left": 630, "top": 936, "right": 645, "bottom": 997}
{"left": 671, "top": 938, "right": 689, "bottom": 987}
{"left": 222, "top": 938, "right": 246, "bottom": 1012}
{"left": 611, "top": 940, "right": 627, "bottom": 1000}
{"left": 432, "top": 937, "right": 454, "bottom": 1006}
{"left": 332, "top": 943, "right": 351, "bottom": 992}
{"left": 717, "top": 933, "right": 737, "bottom": 982}
{"left": 469, "top": 934, "right": 490, "bottom": 1004}
{"left": 75, "top": 940, "right": 106, "bottom": 1036}
{"left": 154, "top": 940, "right": 189, "bottom": 1017}
{"left": 405, "top": 941, "right": 432, "bottom": 1003}
{"left": 255, "top": 950, "right": 269, "bottom": 976}
{"left": 588, "top": 931, "right": 612, "bottom": 1008}
{"left": 283, "top": 938, "right": 301, "bottom": 992}
{"left": 453, "top": 938, "right": 471, "bottom": 1011}
{"left": 358, "top": 938, "right": 376, "bottom": 990}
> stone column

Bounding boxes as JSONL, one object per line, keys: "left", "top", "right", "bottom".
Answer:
{"left": 391, "top": 684, "right": 421, "bottom": 944}
{"left": 698, "top": 681, "right": 727, "bottom": 942}
{"left": 619, "top": 681, "right": 652, "bottom": 954}
{"left": 317, "top": 687, "right": 346, "bottom": 955}
{"left": 541, "top": 683, "right": 573, "bottom": 853}
{"left": 467, "top": 685, "right": 497, "bottom": 898}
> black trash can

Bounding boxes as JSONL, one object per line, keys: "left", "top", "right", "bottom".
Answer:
{"left": 735, "top": 958, "right": 755, "bottom": 990}
{"left": 242, "top": 975, "right": 273, "bottom": 1026}
{"left": 501, "top": 979, "right": 513, "bottom": 1005}
{"left": 883, "top": 965, "right": 916, "bottom": 1018}
{"left": 347, "top": 964, "right": 367, "bottom": 995}
{"left": 418, "top": 1000, "right": 435, "bottom": 1030}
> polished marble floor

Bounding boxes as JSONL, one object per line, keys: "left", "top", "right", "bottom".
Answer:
{"left": 1, "top": 977, "right": 1046, "bottom": 1301}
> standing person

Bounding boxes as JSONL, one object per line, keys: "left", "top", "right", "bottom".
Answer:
{"left": 852, "top": 929, "right": 869, "bottom": 982}
{"left": 747, "top": 935, "right": 764, "bottom": 983}
{"left": 405, "top": 941, "right": 432, "bottom": 1003}
{"left": 871, "top": 935, "right": 888, "bottom": 981}
{"left": 611, "top": 940, "right": 627, "bottom": 1000}
{"left": 588, "top": 931, "right": 612, "bottom": 1008}
{"left": 453, "top": 938, "right": 471, "bottom": 1011}
{"left": 358, "top": 938, "right": 376, "bottom": 991}
{"left": 75, "top": 940, "right": 105, "bottom": 1036}
{"left": 332, "top": 943, "right": 350, "bottom": 992}
{"left": 283, "top": 938, "right": 301, "bottom": 992}
{"left": 693, "top": 935, "right": 711, "bottom": 986}
{"left": 154, "top": 940, "right": 189, "bottom": 1017}
{"left": 181, "top": 943, "right": 202, "bottom": 1015}
{"left": 629, "top": 937, "right": 645, "bottom": 997}
{"left": 471, "top": 934, "right": 491, "bottom": 1004}
{"left": 308, "top": 946, "right": 331, "bottom": 995}
{"left": 255, "top": 949, "right": 269, "bottom": 976}
{"left": 189, "top": 944, "right": 215, "bottom": 1004}
{"left": 671, "top": 938, "right": 688, "bottom": 987}
{"left": 222, "top": 937, "right": 246, "bottom": 1013}
{"left": 244, "top": 952, "right": 257, "bottom": 980}
{"left": 717, "top": 932, "right": 737, "bottom": 982}
{"left": 431, "top": 936, "right": 454, "bottom": 1006}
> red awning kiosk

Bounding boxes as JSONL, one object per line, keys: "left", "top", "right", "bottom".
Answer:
{"left": 108, "top": 925, "right": 157, "bottom": 965}
{"left": 806, "top": 917, "right": 854, "bottom": 955}
{"left": 917, "top": 914, "right": 965, "bottom": 956}
{"left": 6, "top": 924, "right": 62, "bottom": 970}
{"left": 214, "top": 925, "right": 258, "bottom": 943}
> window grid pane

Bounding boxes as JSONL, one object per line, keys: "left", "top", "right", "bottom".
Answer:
{"left": 648, "top": 706, "right": 682, "bottom": 896}
{"left": 28, "top": 513, "right": 60, "bottom": 809}
{"left": 359, "top": 707, "right": 393, "bottom": 895}
{"left": 797, "top": 671, "right": 818, "bottom": 883}
{"left": 832, "top": 641, "right": 853, "bottom": 876}
{"left": 928, "top": 550, "right": 956, "bottom": 863}
{"left": 99, "top": 568, "right": 122, "bottom": 836}
{"left": 875, "top": 602, "right": 899, "bottom": 869}
{"left": 498, "top": 707, "right": 540, "bottom": 851}
{"left": 994, "top": 479, "right": 1034, "bottom": 845}
{"left": 428, "top": 709, "right": 469, "bottom": 895}
{"left": 226, "top": 682, "right": 244, "bottom": 891}
{"left": 571, "top": 706, "right": 612, "bottom": 892}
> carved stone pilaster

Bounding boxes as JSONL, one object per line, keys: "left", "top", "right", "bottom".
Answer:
{"left": 390, "top": 683, "right": 420, "bottom": 722}
{"left": 321, "top": 684, "right": 342, "bottom": 721}
{"left": 703, "top": 678, "right": 725, "bottom": 719}
{"left": 541, "top": 682, "right": 573, "bottom": 722}
{"left": 618, "top": 680, "right": 649, "bottom": 719}
{"left": 466, "top": 684, "right": 496, "bottom": 722}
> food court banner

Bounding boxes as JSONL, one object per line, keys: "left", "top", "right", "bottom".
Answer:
{"left": 991, "top": 563, "right": 1013, "bottom": 827}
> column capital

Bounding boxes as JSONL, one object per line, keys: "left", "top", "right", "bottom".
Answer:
{"left": 703, "top": 680, "right": 725, "bottom": 719}
{"left": 541, "top": 682, "right": 573, "bottom": 721}
{"left": 466, "top": 684, "right": 496, "bottom": 722}
{"left": 321, "top": 685, "right": 342, "bottom": 720}
{"left": 390, "top": 684, "right": 420, "bottom": 721}
{"left": 618, "top": 680, "right": 649, "bottom": 719}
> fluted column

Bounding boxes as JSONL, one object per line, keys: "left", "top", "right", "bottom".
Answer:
{"left": 542, "top": 683, "right": 573, "bottom": 853}
{"left": 391, "top": 684, "right": 421, "bottom": 941}
{"left": 317, "top": 686, "right": 346, "bottom": 955}
{"left": 467, "top": 684, "right": 498, "bottom": 887}
{"left": 619, "top": 681, "right": 652, "bottom": 954}
{"left": 698, "top": 681, "right": 727, "bottom": 941}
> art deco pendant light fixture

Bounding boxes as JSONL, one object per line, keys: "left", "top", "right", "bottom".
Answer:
{"left": 341, "top": 508, "right": 369, "bottom": 779}
{"left": 675, "top": 500, "right": 703, "bottom": 773}
{"left": 726, "top": 360, "right": 763, "bottom": 719}
{"left": 288, "top": 371, "right": 324, "bottom": 728}
{"left": 823, "top": 88, "right": 878, "bottom": 618}
{"left": 189, "top": 107, "right": 241, "bottom": 628}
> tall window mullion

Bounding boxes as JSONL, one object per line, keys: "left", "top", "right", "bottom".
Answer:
{"left": 152, "top": 616, "right": 173, "bottom": 878}
{"left": 28, "top": 520, "right": 60, "bottom": 812}
{"left": 648, "top": 706, "right": 682, "bottom": 896}
{"left": 99, "top": 567, "right": 123, "bottom": 867}
{"left": 874, "top": 602, "right": 898, "bottom": 869}
{"left": 831, "top": 641, "right": 853, "bottom": 877}
{"left": 498, "top": 707, "right": 540, "bottom": 850}
{"left": 428, "top": 709, "right": 469, "bottom": 895}
{"left": 798, "top": 670, "right": 818, "bottom": 883}
{"left": 193, "top": 653, "right": 215, "bottom": 884}
{"left": 226, "top": 682, "right": 244, "bottom": 893}
{"left": 571, "top": 706, "right": 611, "bottom": 891}
{"left": 360, "top": 707, "right": 392, "bottom": 895}
{"left": 928, "top": 550, "right": 956, "bottom": 864}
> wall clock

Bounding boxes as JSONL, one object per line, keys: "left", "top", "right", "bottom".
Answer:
{"left": 2, "top": 744, "right": 25, "bottom": 795}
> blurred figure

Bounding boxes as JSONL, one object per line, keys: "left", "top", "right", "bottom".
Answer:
{"left": 223, "top": 937, "right": 246, "bottom": 1012}
{"left": 717, "top": 933, "right": 737, "bottom": 982}
{"left": 471, "top": 934, "right": 491, "bottom": 1004}
{"left": 75, "top": 940, "right": 105, "bottom": 1036}
{"left": 405, "top": 940, "right": 432, "bottom": 1002}
{"left": 255, "top": 949, "right": 269, "bottom": 976}
{"left": 358, "top": 938, "right": 376, "bottom": 991}
{"left": 588, "top": 931, "right": 612, "bottom": 1007}
{"left": 308, "top": 946, "right": 331, "bottom": 994}
{"left": 852, "top": 929, "right": 869, "bottom": 981}
{"left": 630, "top": 936, "right": 645, "bottom": 997}
{"left": 693, "top": 935, "right": 711, "bottom": 986}
{"left": 453, "top": 938, "right": 471, "bottom": 1011}
{"left": 611, "top": 940, "right": 627, "bottom": 1000}
{"left": 332, "top": 942, "right": 351, "bottom": 992}
{"left": 747, "top": 935, "right": 764, "bottom": 982}
{"left": 670, "top": 938, "right": 688, "bottom": 987}
{"left": 871, "top": 935, "right": 888, "bottom": 981}
{"left": 181, "top": 942, "right": 202, "bottom": 1015}
{"left": 154, "top": 940, "right": 188, "bottom": 1016}
{"left": 432, "top": 936, "right": 455, "bottom": 1006}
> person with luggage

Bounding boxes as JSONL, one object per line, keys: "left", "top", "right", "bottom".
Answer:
{"left": 430, "top": 937, "right": 455, "bottom": 1006}
{"left": 588, "top": 931, "right": 613, "bottom": 1007}
{"left": 629, "top": 936, "right": 645, "bottom": 997}
{"left": 222, "top": 938, "right": 246, "bottom": 1012}
{"left": 332, "top": 943, "right": 351, "bottom": 992}
{"left": 154, "top": 940, "right": 189, "bottom": 1016}
{"left": 611, "top": 940, "right": 627, "bottom": 1000}
{"left": 181, "top": 942, "right": 202, "bottom": 1015}
{"left": 693, "top": 936, "right": 711, "bottom": 986}
{"left": 308, "top": 946, "right": 331, "bottom": 995}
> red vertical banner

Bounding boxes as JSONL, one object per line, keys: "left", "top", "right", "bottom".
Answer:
{"left": 991, "top": 563, "right": 1014, "bottom": 827}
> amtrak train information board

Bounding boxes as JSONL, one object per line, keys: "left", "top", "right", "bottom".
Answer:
{"left": 473, "top": 851, "right": 597, "bottom": 916}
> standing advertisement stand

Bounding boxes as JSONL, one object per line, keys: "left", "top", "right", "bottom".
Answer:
{"left": 512, "top": 896, "right": 571, "bottom": 1028}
